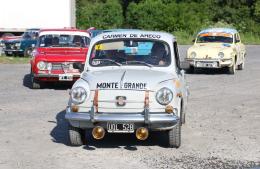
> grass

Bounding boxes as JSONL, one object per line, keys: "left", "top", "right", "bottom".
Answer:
{"left": 0, "top": 54, "right": 30, "bottom": 64}
{"left": 173, "top": 31, "right": 195, "bottom": 45}
{"left": 240, "top": 32, "right": 260, "bottom": 45}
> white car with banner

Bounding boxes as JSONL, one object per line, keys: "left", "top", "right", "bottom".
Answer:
{"left": 186, "top": 28, "right": 246, "bottom": 74}
{"left": 65, "top": 30, "right": 189, "bottom": 148}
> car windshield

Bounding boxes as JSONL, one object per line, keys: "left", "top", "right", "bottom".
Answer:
{"left": 196, "top": 32, "right": 233, "bottom": 43}
{"left": 22, "top": 31, "right": 39, "bottom": 39}
{"left": 38, "top": 34, "right": 90, "bottom": 48}
{"left": 89, "top": 39, "right": 171, "bottom": 67}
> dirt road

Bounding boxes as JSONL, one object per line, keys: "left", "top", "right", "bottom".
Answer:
{"left": 0, "top": 46, "right": 259, "bottom": 169}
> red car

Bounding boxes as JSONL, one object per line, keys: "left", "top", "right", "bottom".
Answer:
{"left": 30, "top": 29, "right": 90, "bottom": 89}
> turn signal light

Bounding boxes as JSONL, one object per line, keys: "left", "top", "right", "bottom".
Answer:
{"left": 92, "top": 126, "right": 105, "bottom": 140}
{"left": 136, "top": 127, "right": 149, "bottom": 140}
{"left": 165, "top": 105, "right": 174, "bottom": 113}
{"left": 71, "top": 105, "right": 79, "bottom": 112}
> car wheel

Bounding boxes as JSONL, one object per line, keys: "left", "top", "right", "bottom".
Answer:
{"left": 168, "top": 121, "right": 181, "bottom": 148}
{"left": 227, "top": 62, "right": 236, "bottom": 74}
{"left": 186, "top": 66, "right": 194, "bottom": 74}
{"left": 68, "top": 124, "right": 85, "bottom": 146}
{"left": 30, "top": 73, "right": 41, "bottom": 89}
{"left": 237, "top": 55, "right": 245, "bottom": 70}
{"left": 5, "top": 52, "right": 12, "bottom": 56}
{"left": 24, "top": 48, "right": 33, "bottom": 57}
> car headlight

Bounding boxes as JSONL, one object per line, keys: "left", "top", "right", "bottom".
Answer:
{"left": 190, "top": 52, "right": 196, "bottom": 58}
{"left": 156, "top": 87, "right": 173, "bottom": 105}
{"left": 70, "top": 87, "right": 87, "bottom": 105}
{"left": 47, "top": 63, "right": 52, "bottom": 71}
{"left": 218, "top": 52, "right": 224, "bottom": 58}
{"left": 15, "top": 43, "right": 21, "bottom": 47}
{"left": 37, "top": 61, "right": 46, "bottom": 70}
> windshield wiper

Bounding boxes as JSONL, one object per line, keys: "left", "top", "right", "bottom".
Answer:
{"left": 123, "top": 61, "right": 153, "bottom": 68}
{"left": 92, "top": 59, "right": 122, "bottom": 66}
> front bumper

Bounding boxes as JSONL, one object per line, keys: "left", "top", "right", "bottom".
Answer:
{"left": 34, "top": 73, "right": 80, "bottom": 82}
{"left": 4, "top": 49, "right": 23, "bottom": 54}
{"left": 186, "top": 58, "right": 233, "bottom": 68}
{"left": 65, "top": 106, "right": 179, "bottom": 131}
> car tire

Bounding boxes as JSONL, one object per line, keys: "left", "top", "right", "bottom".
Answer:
{"left": 30, "top": 73, "right": 41, "bottom": 89}
{"left": 168, "top": 121, "right": 181, "bottom": 148}
{"left": 24, "top": 48, "right": 33, "bottom": 57}
{"left": 186, "top": 66, "right": 194, "bottom": 74}
{"left": 227, "top": 62, "right": 236, "bottom": 74}
{"left": 68, "top": 124, "right": 85, "bottom": 146}
{"left": 237, "top": 55, "right": 245, "bottom": 70}
{"left": 5, "top": 52, "right": 12, "bottom": 56}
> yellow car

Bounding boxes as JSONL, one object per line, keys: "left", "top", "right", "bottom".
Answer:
{"left": 186, "top": 28, "right": 246, "bottom": 74}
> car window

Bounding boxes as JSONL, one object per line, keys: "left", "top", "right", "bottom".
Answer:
{"left": 235, "top": 34, "right": 240, "bottom": 43}
{"left": 196, "top": 32, "right": 233, "bottom": 43}
{"left": 90, "top": 39, "right": 171, "bottom": 67}
{"left": 38, "top": 34, "right": 90, "bottom": 48}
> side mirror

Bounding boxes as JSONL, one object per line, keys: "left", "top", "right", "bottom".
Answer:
{"left": 180, "top": 61, "right": 190, "bottom": 70}
{"left": 73, "top": 62, "right": 85, "bottom": 72}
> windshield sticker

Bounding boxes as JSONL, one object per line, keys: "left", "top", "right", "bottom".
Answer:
{"left": 103, "top": 34, "right": 161, "bottom": 40}
{"left": 199, "top": 32, "right": 232, "bottom": 38}
{"left": 96, "top": 82, "right": 147, "bottom": 90}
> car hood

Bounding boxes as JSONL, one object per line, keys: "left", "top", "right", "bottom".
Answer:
{"left": 189, "top": 43, "right": 234, "bottom": 59}
{"left": 82, "top": 69, "right": 175, "bottom": 91}
{"left": 36, "top": 47, "right": 88, "bottom": 62}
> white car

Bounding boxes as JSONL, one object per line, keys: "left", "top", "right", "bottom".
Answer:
{"left": 186, "top": 28, "right": 246, "bottom": 74}
{"left": 65, "top": 30, "right": 189, "bottom": 148}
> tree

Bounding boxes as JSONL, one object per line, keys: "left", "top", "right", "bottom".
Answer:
{"left": 77, "top": 0, "right": 124, "bottom": 29}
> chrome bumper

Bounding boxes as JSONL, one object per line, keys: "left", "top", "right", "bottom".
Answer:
{"left": 4, "top": 49, "right": 23, "bottom": 52}
{"left": 65, "top": 107, "right": 179, "bottom": 131}
{"left": 186, "top": 58, "right": 233, "bottom": 68}
{"left": 34, "top": 74, "right": 80, "bottom": 78}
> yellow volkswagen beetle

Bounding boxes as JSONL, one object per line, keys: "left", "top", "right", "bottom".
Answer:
{"left": 186, "top": 28, "right": 246, "bottom": 74}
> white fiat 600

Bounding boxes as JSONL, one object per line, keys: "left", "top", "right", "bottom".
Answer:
{"left": 65, "top": 30, "right": 189, "bottom": 148}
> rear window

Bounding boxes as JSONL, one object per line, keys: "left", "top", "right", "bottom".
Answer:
{"left": 38, "top": 34, "right": 90, "bottom": 48}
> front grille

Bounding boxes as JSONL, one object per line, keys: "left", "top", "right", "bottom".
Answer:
{"left": 5, "top": 43, "right": 16, "bottom": 50}
{"left": 51, "top": 62, "right": 73, "bottom": 70}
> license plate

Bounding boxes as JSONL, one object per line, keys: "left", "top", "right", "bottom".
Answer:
{"left": 204, "top": 62, "right": 214, "bottom": 67}
{"left": 58, "top": 74, "right": 73, "bottom": 81}
{"left": 8, "top": 51, "right": 12, "bottom": 55}
{"left": 196, "top": 62, "right": 217, "bottom": 68}
{"left": 107, "top": 123, "right": 134, "bottom": 133}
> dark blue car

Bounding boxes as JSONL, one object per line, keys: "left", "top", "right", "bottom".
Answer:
{"left": 3, "top": 29, "right": 39, "bottom": 57}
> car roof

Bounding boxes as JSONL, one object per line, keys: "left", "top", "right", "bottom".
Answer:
{"left": 39, "top": 29, "right": 90, "bottom": 37}
{"left": 89, "top": 29, "right": 141, "bottom": 38}
{"left": 90, "top": 30, "right": 176, "bottom": 44}
{"left": 198, "top": 28, "right": 238, "bottom": 35}
{"left": 40, "top": 28, "right": 88, "bottom": 33}
{"left": 26, "top": 28, "right": 40, "bottom": 31}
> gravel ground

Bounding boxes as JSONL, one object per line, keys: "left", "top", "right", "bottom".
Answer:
{"left": 0, "top": 45, "right": 259, "bottom": 169}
